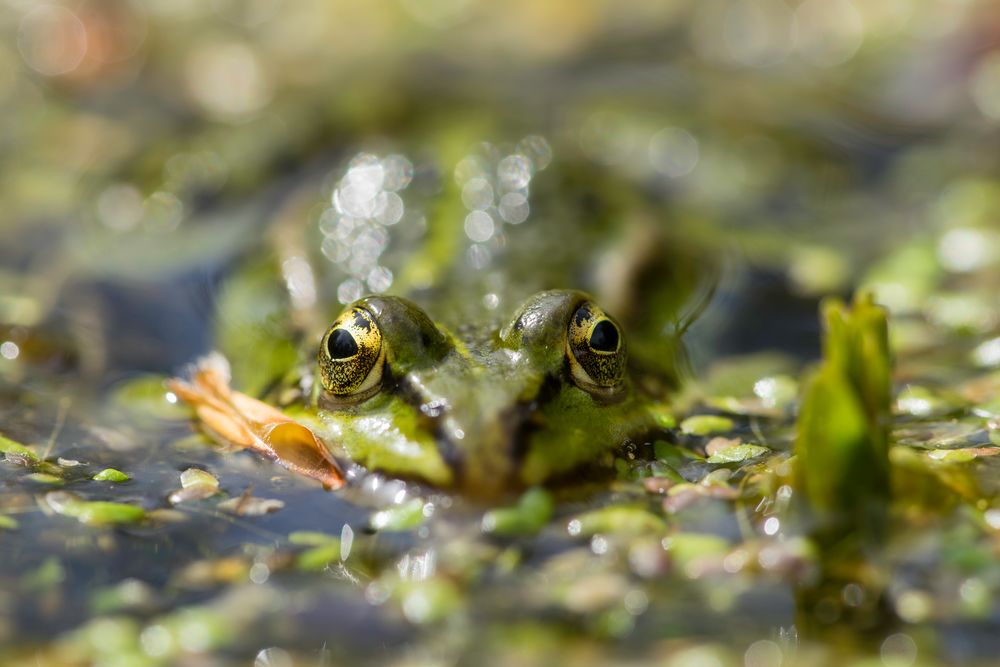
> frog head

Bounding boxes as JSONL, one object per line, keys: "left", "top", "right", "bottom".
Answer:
{"left": 314, "top": 290, "right": 654, "bottom": 496}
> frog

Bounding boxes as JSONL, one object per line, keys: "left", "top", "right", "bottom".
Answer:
{"left": 307, "top": 289, "right": 662, "bottom": 498}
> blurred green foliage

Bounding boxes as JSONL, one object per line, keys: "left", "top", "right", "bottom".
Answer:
{"left": 795, "top": 292, "right": 891, "bottom": 545}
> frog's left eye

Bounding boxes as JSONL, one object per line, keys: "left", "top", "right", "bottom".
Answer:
{"left": 318, "top": 307, "right": 385, "bottom": 399}
{"left": 566, "top": 302, "right": 627, "bottom": 393}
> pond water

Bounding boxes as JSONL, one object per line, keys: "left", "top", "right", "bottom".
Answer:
{"left": 3, "top": 2, "right": 1000, "bottom": 666}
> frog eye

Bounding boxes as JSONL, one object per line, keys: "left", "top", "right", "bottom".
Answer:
{"left": 318, "top": 307, "right": 385, "bottom": 399}
{"left": 566, "top": 301, "right": 627, "bottom": 393}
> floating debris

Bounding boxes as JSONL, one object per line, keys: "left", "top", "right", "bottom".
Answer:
{"left": 680, "top": 415, "right": 735, "bottom": 436}
{"left": 217, "top": 494, "right": 285, "bottom": 516}
{"left": 0, "top": 434, "right": 40, "bottom": 464}
{"left": 567, "top": 506, "right": 666, "bottom": 538}
{"left": 92, "top": 468, "right": 130, "bottom": 483}
{"left": 706, "top": 443, "right": 770, "bottom": 465}
{"left": 370, "top": 498, "right": 426, "bottom": 532}
{"left": 168, "top": 468, "right": 221, "bottom": 504}
{"left": 169, "top": 354, "right": 343, "bottom": 490}
{"left": 481, "top": 488, "right": 553, "bottom": 536}
{"left": 43, "top": 491, "right": 146, "bottom": 526}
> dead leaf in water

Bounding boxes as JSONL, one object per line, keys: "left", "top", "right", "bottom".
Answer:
{"left": 168, "top": 354, "right": 343, "bottom": 490}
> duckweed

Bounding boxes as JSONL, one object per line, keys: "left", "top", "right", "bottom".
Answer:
{"left": 481, "top": 488, "right": 554, "bottom": 536}
{"left": 93, "top": 468, "right": 130, "bottom": 482}
{"left": 0, "top": 434, "right": 39, "bottom": 463}
{"left": 44, "top": 492, "right": 147, "bottom": 526}
{"left": 706, "top": 443, "right": 771, "bottom": 464}
{"left": 370, "top": 498, "right": 426, "bottom": 532}
{"left": 680, "top": 415, "right": 735, "bottom": 436}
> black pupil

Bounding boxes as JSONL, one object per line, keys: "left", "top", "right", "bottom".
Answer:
{"left": 589, "top": 320, "right": 619, "bottom": 352}
{"left": 327, "top": 328, "right": 359, "bottom": 359}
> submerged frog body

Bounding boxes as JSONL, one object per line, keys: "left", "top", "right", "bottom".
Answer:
{"left": 312, "top": 290, "right": 658, "bottom": 497}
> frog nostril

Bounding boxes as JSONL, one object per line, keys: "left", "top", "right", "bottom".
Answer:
{"left": 589, "top": 320, "right": 619, "bottom": 352}
{"left": 327, "top": 328, "right": 359, "bottom": 359}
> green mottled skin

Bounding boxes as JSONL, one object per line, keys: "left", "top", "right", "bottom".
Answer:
{"left": 303, "top": 290, "right": 660, "bottom": 497}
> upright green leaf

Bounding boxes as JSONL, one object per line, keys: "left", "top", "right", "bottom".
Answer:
{"left": 795, "top": 292, "right": 892, "bottom": 543}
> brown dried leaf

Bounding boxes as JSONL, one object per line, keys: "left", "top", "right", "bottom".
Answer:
{"left": 168, "top": 354, "right": 343, "bottom": 489}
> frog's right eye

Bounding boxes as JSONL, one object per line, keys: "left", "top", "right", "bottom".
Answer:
{"left": 318, "top": 307, "right": 385, "bottom": 399}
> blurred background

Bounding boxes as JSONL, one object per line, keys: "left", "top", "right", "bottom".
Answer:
{"left": 4, "top": 1, "right": 1000, "bottom": 665}
{"left": 4, "top": 0, "right": 1000, "bottom": 382}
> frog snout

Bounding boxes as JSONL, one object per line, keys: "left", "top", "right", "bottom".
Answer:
{"left": 435, "top": 403, "right": 539, "bottom": 495}
{"left": 406, "top": 370, "right": 543, "bottom": 495}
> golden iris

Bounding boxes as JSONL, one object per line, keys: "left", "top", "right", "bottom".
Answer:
{"left": 566, "top": 301, "right": 627, "bottom": 392}
{"left": 318, "top": 307, "right": 385, "bottom": 398}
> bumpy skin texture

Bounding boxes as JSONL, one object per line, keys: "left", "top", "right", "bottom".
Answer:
{"left": 312, "top": 290, "right": 654, "bottom": 497}
{"left": 358, "top": 296, "right": 453, "bottom": 370}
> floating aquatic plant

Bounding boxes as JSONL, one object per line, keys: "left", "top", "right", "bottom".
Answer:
{"left": 43, "top": 491, "right": 146, "bottom": 527}
{"left": 481, "top": 488, "right": 554, "bottom": 536}
{"left": 92, "top": 468, "right": 129, "bottom": 483}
